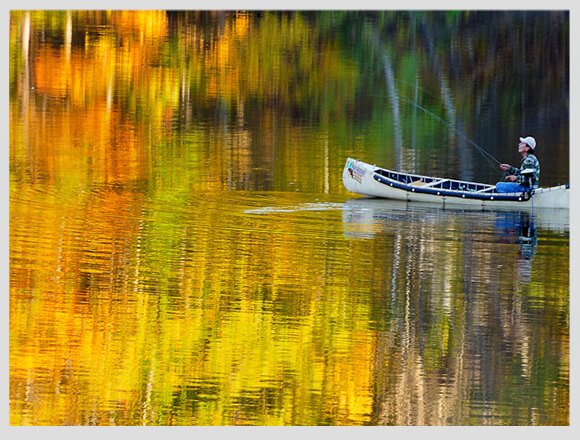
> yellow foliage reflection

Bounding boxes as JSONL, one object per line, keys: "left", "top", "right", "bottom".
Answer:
{"left": 10, "top": 10, "right": 569, "bottom": 426}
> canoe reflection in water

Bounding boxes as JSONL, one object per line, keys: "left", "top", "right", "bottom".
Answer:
{"left": 342, "top": 198, "right": 568, "bottom": 283}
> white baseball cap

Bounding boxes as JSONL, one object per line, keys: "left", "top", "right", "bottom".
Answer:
{"left": 519, "top": 136, "right": 536, "bottom": 149}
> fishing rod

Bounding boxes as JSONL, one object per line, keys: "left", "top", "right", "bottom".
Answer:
{"left": 401, "top": 96, "right": 502, "bottom": 168}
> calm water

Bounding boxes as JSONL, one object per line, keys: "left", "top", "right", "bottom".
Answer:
{"left": 9, "top": 11, "right": 569, "bottom": 426}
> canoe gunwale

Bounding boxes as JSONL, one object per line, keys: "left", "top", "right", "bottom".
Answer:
{"left": 373, "top": 173, "right": 531, "bottom": 202}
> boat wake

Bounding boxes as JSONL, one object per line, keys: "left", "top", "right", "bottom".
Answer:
{"left": 244, "top": 202, "right": 345, "bottom": 215}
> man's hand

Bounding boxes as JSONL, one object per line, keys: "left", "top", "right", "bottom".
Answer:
{"left": 500, "top": 164, "right": 511, "bottom": 171}
{"left": 505, "top": 175, "right": 517, "bottom": 182}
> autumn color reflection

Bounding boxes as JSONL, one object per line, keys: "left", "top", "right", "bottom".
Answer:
{"left": 10, "top": 11, "right": 568, "bottom": 426}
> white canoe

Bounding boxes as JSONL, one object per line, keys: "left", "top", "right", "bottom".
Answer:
{"left": 342, "top": 158, "right": 569, "bottom": 210}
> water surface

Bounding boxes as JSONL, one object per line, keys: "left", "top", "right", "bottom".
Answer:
{"left": 10, "top": 11, "right": 569, "bottom": 426}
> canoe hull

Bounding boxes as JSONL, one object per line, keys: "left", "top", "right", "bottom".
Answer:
{"left": 342, "top": 158, "right": 569, "bottom": 210}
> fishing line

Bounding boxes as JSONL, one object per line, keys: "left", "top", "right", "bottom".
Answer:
{"left": 401, "top": 96, "right": 502, "bottom": 167}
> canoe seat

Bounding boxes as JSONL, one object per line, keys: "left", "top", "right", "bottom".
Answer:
{"left": 409, "top": 180, "right": 429, "bottom": 186}
{"left": 424, "top": 179, "right": 448, "bottom": 188}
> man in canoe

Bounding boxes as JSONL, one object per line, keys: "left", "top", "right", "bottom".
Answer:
{"left": 495, "top": 136, "right": 540, "bottom": 193}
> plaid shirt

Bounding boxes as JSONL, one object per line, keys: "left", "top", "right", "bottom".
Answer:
{"left": 508, "top": 154, "right": 540, "bottom": 189}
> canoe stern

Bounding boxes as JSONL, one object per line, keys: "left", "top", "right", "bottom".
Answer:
{"left": 343, "top": 158, "right": 406, "bottom": 200}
